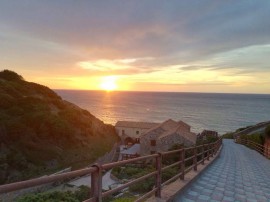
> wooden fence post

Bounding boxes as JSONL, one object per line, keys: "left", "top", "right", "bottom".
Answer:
{"left": 193, "top": 146, "right": 197, "bottom": 171}
{"left": 207, "top": 144, "right": 210, "bottom": 161}
{"left": 155, "top": 153, "right": 162, "bottom": 197}
{"left": 202, "top": 145, "right": 205, "bottom": 165}
{"left": 211, "top": 143, "right": 214, "bottom": 157}
{"left": 180, "top": 149, "right": 185, "bottom": 180}
{"left": 91, "top": 164, "right": 102, "bottom": 202}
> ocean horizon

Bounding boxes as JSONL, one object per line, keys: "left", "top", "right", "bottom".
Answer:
{"left": 55, "top": 90, "right": 270, "bottom": 135}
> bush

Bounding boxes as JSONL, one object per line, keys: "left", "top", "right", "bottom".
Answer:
{"left": 162, "top": 167, "right": 178, "bottom": 182}
{"left": 112, "top": 166, "right": 154, "bottom": 180}
{"left": 113, "top": 197, "right": 135, "bottom": 202}
{"left": 240, "top": 133, "right": 264, "bottom": 145}
{"left": 16, "top": 186, "right": 90, "bottom": 202}
{"left": 129, "top": 177, "right": 155, "bottom": 193}
{"left": 222, "top": 133, "right": 234, "bottom": 139}
{"left": 16, "top": 191, "right": 79, "bottom": 202}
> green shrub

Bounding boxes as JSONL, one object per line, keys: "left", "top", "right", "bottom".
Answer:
{"left": 113, "top": 197, "right": 135, "bottom": 202}
{"left": 16, "top": 191, "right": 78, "bottom": 202}
{"left": 240, "top": 133, "right": 264, "bottom": 145}
{"left": 112, "top": 166, "right": 154, "bottom": 180}
{"left": 222, "top": 133, "right": 234, "bottom": 139}
{"left": 162, "top": 167, "right": 178, "bottom": 182}
{"left": 16, "top": 186, "right": 90, "bottom": 202}
{"left": 129, "top": 177, "right": 155, "bottom": 193}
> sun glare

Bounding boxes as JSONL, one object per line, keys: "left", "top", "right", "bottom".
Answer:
{"left": 100, "top": 76, "right": 117, "bottom": 91}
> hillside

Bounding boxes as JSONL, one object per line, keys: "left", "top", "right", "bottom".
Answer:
{"left": 0, "top": 70, "right": 119, "bottom": 184}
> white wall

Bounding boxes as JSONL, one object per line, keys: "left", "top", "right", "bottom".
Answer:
{"left": 115, "top": 126, "right": 149, "bottom": 139}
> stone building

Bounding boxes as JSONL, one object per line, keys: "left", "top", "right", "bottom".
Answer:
{"left": 197, "top": 130, "right": 218, "bottom": 141}
{"left": 140, "top": 119, "right": 197, "bottom": 155}
{"left": 115, "top": 121, "right": 159, "bottom": 145}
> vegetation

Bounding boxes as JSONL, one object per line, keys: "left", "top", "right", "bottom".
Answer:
{"left": 112, "top": 165, "right": 155, "bottom": 181}
{"left": 0, "top": 70, "right": 119, "bottom": 184}
{"left": 103, "top": 194, "right": 136, "bottom": 202}
{"left": 16, "top": 185, "right": 89, "bottom": 202}
{"left": 222, "top": 132, "right": 234, "bottom": 139}
{"left": 239, "top": 133, "right": 264, "bottom": 145}
{"left": 17, "top": 185, "right": 136, "bottom": 202}
{"left": 112, "top": 198, "right": 135, "bottom": 202}
{"left": 235, "top": 125, "right": 252, "bottom": 132}
{"left": 111, "top": 154, "right": 181, "bottom": 194}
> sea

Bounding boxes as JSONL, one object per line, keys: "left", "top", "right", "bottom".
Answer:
{"left": 55, "top": 90, "right": 270, "bottom": 135}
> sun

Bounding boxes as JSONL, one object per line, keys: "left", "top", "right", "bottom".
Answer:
{"left": 100, "top": 76, "right": 117, "bottom": 91}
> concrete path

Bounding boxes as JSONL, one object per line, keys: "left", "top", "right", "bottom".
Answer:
{"left": 175, "top": 140, "right": 270, "bottom": 202}
{"left": 68, "top": 169, "right": 118, "bottom": 190}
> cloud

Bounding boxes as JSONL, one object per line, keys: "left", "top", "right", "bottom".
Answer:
{"left": 1, "top": 0, "right": 270, "bottom": 62}
{"left": 0, "top": 0, "right": 270, "bottom": 93}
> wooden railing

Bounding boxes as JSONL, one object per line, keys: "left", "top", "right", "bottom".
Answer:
{"left": 0, "top": 138, "right": 222, "bottom": 202}
{"left": 236, "top": 138, "right": 270, "bottom": 158}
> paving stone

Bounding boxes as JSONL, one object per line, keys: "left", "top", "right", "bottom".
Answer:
{"left": 217, "top": 182, "right": 225, "bottom": 188}
{"left": 204, "top": 183, "right": 215, "bottom": 190}
{"left": 222, "top": 196, "right": 234, "bottom": 202}
{"left": 197, "top": 195, "right": 211, "bottom": 201}
{"left": 181, "top": 198, "right": 195, "bottom": 202}
{"left": 256, "top": 195, "right": 268, "bottom": 202}
{"left": 235, "top": 188, "right": 245, "bottom": 195}
{"left": 190, "top": 186, "right": 202, "bottom": 193}
{"left": 224, "top": 190, "right": 234, "bottom": 197}
{"left": 211, "top": 193, "right": 223, "bottom": 201}
{"left": 245, "top": 192, "right": 256, "bottom": 199}
{"left": 174, "top": 140, "right": 270, "bottom": 202}
{"left": 246, "top": 198, "right": 258, "bottom": 202}
{"left": 187, "top": 190, "right": 199, "bottom": 197}
{"left": 235, "top": 193, "right": 246, "bottom": 202}
{"left": 201, "top": 189, "right": 212, "bottom": 196}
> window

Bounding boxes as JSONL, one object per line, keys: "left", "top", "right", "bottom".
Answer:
{"left": 136, "top": 131, "right": 139, "bottom": 135}
{"left": 122, "top": 130, "right": 125, "bottom": 135}
{"left": 150, "top": 140, "right": 156, "bottom": 146}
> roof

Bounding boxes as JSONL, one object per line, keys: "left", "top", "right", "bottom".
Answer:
{"left": 178, "top": 121, "right": 190, "bottom": 129}
{"left": 142, "top": 119, "right": 197, "bottom": 144}
{"left": 199, "top": 130, "right": 218, "bottom": 136}
{"left": 115, "top": 121, "right": 159, "bottom": 129}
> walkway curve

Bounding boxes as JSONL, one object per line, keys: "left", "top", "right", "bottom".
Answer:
{"left": 174, "top": 139, "right": 270, "bottom": 202}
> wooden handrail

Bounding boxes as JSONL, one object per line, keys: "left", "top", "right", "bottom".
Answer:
{"left": 236, "top": 138, "right": 270, "bottom": 158}
{"left": 0, "top": 138, "right": 223, "bottom": 202}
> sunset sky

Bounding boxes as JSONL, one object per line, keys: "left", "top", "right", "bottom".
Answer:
{"left": 0, "top": 1, "right": 270, "bottom": 93}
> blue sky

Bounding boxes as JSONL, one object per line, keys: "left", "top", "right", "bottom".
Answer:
{"left": 0, "top": 0, "right": 270, "bottom": 93}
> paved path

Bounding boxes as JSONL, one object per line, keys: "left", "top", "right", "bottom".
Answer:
{"left": 175, "top": 140, "right": 270, "bottom": 202}
{"left": 68, "top": 169, "right": 118, "bottom": 190}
